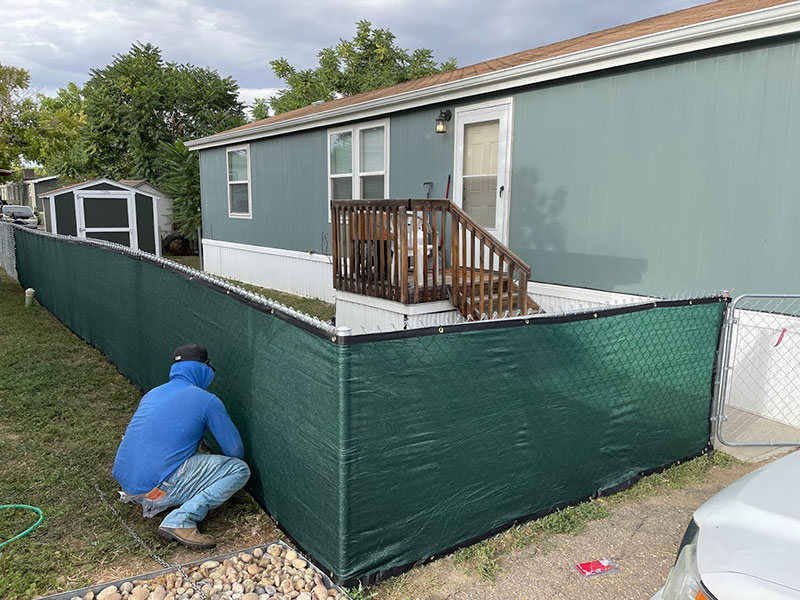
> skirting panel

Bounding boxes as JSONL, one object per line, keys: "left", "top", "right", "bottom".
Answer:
{"left": 528, "top": 281, "right": 650, "bottom": 313}
{"left": 202, "top": 239, "right": 335, "bottom": 302}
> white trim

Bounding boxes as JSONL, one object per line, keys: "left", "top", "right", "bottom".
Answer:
{"left": 226, "top": 144, "right": 252, "bottom": 219}
{"left": 326, "top": 118, "right": 390, "bottom": 221}
{"left": 186, "top": 2, "right": 800, "bottom": 150}
{"left": 453, "top": 98, "right": 513, "bottom": 244}
{"left": 151, "top": 195, "right": 162, "bottom": 257}
{"left": 48, "top": 196, "right": 56, "bottom": 233}
{"left": 39, "top": 177, "right": 146, "bottom": 199}
{"left": 75, "top": 191, "right": 139, "bottom": 251}
{"left": 27, "top": 175, "right": 59, "bottom": 184}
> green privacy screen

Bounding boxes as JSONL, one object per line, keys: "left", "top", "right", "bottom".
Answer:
{"left": 13, "top": 227, "right": 725, "bottom": 585}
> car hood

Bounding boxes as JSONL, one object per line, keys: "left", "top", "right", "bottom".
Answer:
{"left": 696, "top": 450, "right": 800, "bottom": 597}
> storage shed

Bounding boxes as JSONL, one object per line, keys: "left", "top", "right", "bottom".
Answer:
{"left": 39, "top": 178, "right": 171, "bottom": 255}
{"left": 0, "top": 175, "right": 60, "bottom": 212}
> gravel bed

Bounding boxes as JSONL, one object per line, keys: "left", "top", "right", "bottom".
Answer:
{"left": 68, "top": 544, "right": 346, "bottom": 600}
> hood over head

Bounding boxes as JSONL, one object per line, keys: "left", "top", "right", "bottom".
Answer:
{"left": 169, "top": 360, "right": 215, "bottom": 389}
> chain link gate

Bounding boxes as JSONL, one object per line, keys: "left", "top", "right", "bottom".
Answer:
{"left": 716, "top": 294, "right": 800, "bottom": 446}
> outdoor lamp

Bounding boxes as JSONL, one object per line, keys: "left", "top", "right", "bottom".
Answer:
{"left": 435, "top": 109, "right": 451, "bottom": 133}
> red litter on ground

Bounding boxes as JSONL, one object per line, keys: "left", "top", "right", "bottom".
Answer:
{"left": 574, "top": 559, "right": 619, "bottom": 577}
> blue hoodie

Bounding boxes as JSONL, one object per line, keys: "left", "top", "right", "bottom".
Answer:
{"left": 112, "top": 361, "right": 244, "bottom": 495}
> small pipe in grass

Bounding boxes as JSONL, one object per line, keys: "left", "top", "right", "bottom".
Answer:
{"left": 24, "top": 288, "right": 34, "bottom": 307}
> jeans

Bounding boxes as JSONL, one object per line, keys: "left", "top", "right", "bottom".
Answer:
{"left": 137, "top": 454, "right": 250, "bottom": 529}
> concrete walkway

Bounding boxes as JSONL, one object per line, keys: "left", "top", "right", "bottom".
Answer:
{"left": 716, "top": 407, "right": 800, "bottom": 462}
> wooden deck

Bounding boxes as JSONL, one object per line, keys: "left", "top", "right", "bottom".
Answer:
{"left": 331, "top": 199, "right": 542, "bottom": 320}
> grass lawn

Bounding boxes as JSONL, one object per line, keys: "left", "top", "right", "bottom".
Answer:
{"left": 0, "top": 271, "right": 273, "bottom": 599}
{"left": 164, "top": 254, "right": 335, "bottom": 321}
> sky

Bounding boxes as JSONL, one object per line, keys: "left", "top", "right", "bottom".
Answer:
{"left": 1, "top": 0, "right": 708, "bottom": 109}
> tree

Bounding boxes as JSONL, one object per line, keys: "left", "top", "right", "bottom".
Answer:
{"left": 157, "top": 141, "right": 201, "bottom": 239}
{"left": 81, "top": 43, "right": 246, "bottom": 183}
{"left": 70, "top": 43, "right": 246, "bottom": 239}
{"left": 19, "top": 83, "right": 88, "bottom": 179}
{"left": 251, "top": 98, "right": 271, "bottom": 121}
{"left": 262, "top": 21, "right": 457, "bottom": 116}
{"left": 0, "top": 63, "right": 34, "bottom": 173}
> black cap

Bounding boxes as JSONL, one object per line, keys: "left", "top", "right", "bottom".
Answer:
{"left": 172, "top": 343, "right": 213, "bottom": 369}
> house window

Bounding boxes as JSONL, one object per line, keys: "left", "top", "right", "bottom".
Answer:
{"left": 328, "top": 120, "right": 389, "bottom": 216}
{"left": 227, "top": 145, "right": 251, "bottom": 218}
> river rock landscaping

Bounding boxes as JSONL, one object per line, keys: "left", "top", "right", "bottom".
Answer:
{"left": 69, "top": 545, "right": 345, "bottom": 600}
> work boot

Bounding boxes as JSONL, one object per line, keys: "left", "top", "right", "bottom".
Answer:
{"left": 157, "top": 526, "right": 216, "bottom": 549}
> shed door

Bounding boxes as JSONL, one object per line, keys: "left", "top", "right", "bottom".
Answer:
{"left": 75, "top": 192, "right": 138, "bottom": 249}
{"left": 454, "top": 99, "right": 512, "bottom": 244}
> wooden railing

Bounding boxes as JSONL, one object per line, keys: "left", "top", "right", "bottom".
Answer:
{"left": 331, "top": 199, "right": 538, "bottom": 319}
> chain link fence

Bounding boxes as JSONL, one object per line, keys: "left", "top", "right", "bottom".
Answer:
{"left": 716, "top": 294, "right": 800, "bottom": 446}
{"left": 7, "top": 223, "right": 728, "bottom": 585}
{"left": 0, "top": 222, "right": 18, "bottom": 281}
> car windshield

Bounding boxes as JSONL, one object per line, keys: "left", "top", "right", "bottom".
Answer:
{"left": 2, "top": 205, "right": 34, "bottom": 217}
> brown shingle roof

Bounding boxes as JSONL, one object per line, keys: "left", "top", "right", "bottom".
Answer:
{"left": 206, "top": 0, "right": 794, "bottom": 140}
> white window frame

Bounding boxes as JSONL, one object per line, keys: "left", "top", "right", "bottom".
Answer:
{"left": 327, "top": 119, "right": 390, "bottom": 221}
{"left": 226, "top": 144, "right": 252, "bottom": 219}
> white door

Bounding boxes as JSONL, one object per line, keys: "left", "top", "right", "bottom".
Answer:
{"left": 75, "top": 192, "right": 138, "bottom": 249}
{"left": 454, "top": 99, "right": 512, "bottom": 244}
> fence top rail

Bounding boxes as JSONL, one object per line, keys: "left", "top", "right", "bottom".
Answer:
{"left": 4, "top": 223, "right": 336, "bottom": 335}
{"left": 5, "top": 223, "right": 728, "bottom": 344}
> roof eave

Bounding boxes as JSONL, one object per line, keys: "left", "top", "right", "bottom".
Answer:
{"left": 38, "top": 177, "right": 152, "bottom": 199}
{"left": 185, "top": 1, "right": 800, "bottom": 151}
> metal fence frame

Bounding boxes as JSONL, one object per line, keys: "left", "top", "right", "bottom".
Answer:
{"left": 716, "top": 294, "right": 800, "bottom": 447}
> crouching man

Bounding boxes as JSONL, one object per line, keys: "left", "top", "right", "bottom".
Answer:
{"left": 112, "top": 343, "right": 250, "bottom": 549}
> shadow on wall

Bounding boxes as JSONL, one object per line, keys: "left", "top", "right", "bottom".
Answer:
{"left": 512, "top": 167, "right": 649, "bottom": 290}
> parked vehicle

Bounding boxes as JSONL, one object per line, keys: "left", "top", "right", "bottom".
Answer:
{"left": 1, "top": 205, "right": 38, "bottom": 228}
{"left": 653, "top": 450, "right": 800, "bottom": 600}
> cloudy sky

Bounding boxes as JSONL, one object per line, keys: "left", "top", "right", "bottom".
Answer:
{"left": 2, "top": 0, "right": 708, "bottom": 108}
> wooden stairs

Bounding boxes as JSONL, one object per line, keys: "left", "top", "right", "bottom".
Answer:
{"left": 331, "top": 198, "right": 543, "bottom": 322}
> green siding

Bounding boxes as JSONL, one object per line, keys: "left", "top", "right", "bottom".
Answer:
{"left": 509, "top": 37, "right": 800, "bottom": 295}
{"left": 200, "top": 129, "right": 329, "bottom": 253}
{"left": 200, "top": 36, "right": 800, "bottom": 296}
{"left": 389, "top": 107, "right": 455, "bottom": 199}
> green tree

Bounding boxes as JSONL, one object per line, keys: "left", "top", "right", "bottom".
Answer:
{"left": 81, "top": 43, "right": 246, "bottom": 182}
{"left": 19, "top": 83, "right": 88, "bottom": 179}
{"left": 262, "top": 20, "right": 457, "bottom": 116}
{"left": 74, "top": 43, "right": 245, "bottom": 238}
{"left": 0, "top": 63, "right": 34, "bottom": 174}
{"left": 251, "top": 97, "right": 271, "bottom": 121}
{"left": 156, "top": 141, "right": 201, "bottom": 239}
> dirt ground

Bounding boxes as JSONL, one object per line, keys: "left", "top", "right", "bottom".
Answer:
{"left": 373, "top": 460, "right": 756, "bottom": 600}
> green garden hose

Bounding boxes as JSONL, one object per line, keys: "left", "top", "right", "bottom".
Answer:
{"left": 0, "top": 504, "right": 43, "bottom": 549}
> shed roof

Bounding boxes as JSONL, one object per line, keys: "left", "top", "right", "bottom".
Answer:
{"left": 120, "top": 179, "right": 166, "bottom": 196}
{"left": 40, "top": 178, "right": 159, "bottom": 198}
{"left": 188, "top": 0, "right": 798, "bottom": 149}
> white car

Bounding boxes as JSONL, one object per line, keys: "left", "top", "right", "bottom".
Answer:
{"left": 653, "top": 450, "right": 800, "bottom": 600}
{"left": 1, "top": 205, "right": 38, "bottom": 228}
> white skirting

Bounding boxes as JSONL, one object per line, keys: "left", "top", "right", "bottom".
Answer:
{"left": 201, "top": 239, "right": 335, "bottom": 302}
{"left": 335, "top": 290, "right": 460, "bottom": 334}
{"left": 727, "top": 309, "right": 800, "bottom": 429}
{"left": 527, "top": 281, "right": 649, "bottom": 313}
